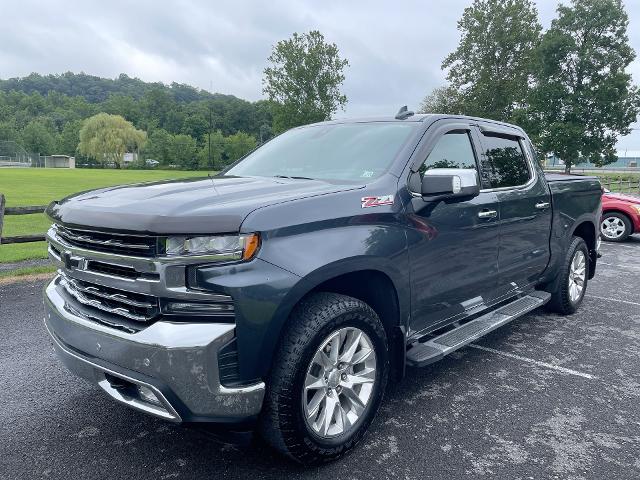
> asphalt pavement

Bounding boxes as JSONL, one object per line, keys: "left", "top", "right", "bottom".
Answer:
{"left": 1, "top": 238, "right": 640, "bottom": 479}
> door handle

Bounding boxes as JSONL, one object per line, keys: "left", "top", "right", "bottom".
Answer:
{"left": 478, "top": 209, "right": 498, "bottom": 219}
{"left": 535, "top": 201, "right": 550, "bottom": 210}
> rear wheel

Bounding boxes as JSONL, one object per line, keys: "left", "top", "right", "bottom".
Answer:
{"left": 546, "top": 236, "right": 589, "bottom": 315}
{"left": 260, "top": 292, "right": 389, "bottom": 465}
{"left": 601, "top": 212, "right": 632, "bottom": 242}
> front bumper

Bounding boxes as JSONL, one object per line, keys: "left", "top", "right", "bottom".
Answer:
{"left": 44, "top": 277, "right": 265, "bottom": 423}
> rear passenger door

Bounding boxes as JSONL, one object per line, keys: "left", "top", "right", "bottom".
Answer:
{"left": 475, "top": 124, "right": 552, "bottom": 297}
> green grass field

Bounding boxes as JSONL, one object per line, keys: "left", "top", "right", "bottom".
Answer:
{"left": 0, "top": 168, "right": 207, "bottom": 264}
{"left": 0, "top": 168, "right": 206, "bottom": 206}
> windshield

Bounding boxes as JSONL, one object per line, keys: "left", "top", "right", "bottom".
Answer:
{"left": 225, "top": 122, "right": 416, "bottom": 182}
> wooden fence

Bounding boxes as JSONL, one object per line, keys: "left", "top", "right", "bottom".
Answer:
{"left": 598, "top": 176, "right": 640, "bottom": 194}
{"left": 0, "top": 193, "right": 47, "bottom": 245}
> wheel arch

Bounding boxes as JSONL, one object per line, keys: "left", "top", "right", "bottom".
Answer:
{"left": 571, "top": 220, "right": 597, "bottom": 279}
{"left": 257, "top": 260, "right": 409, "bottom": 381}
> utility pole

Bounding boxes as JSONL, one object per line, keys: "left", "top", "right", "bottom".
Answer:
{"left": 208, "top": 80, "right": 214, "bottom": 171}
{"left": 208, "top": 105, "right": 213, "bottom": 170}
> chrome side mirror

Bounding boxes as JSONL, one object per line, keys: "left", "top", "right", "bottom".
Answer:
{"left": 420, "top": 168, "right": 480, "bottom": 201}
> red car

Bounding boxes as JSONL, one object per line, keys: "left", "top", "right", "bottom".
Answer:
{"left": 601, "top": 189, "right": 640, "bottom": 242}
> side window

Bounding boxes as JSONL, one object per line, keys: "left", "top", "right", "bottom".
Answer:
{"left": 418, "top": 131, "right": 478, "bottom": 177}
{"left": 479, "top": 135, "right": 531, "bottom": 188}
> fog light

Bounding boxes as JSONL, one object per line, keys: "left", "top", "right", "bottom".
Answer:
{"left": 165, "top": 302, "right": 234, "bottom": 314}
{"left": 137, "top": 385, "right": 161, "bottom": 406}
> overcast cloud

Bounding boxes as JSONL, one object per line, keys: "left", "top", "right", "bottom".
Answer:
{"left": 1, "top": 0, "right": 639, "bottom": 149}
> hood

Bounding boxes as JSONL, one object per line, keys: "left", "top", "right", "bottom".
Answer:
{"left": 603, "top": 192, "right": 640, "bottom": 204}
{"left": 47, "top": 175, "right": 362, "bottom": 234}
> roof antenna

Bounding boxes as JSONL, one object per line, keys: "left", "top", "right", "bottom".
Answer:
{"left": 395, "top": 105, "right": 414, "bottom": 120}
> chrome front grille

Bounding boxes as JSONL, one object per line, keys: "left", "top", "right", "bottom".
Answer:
{"left": 48, "top": 225, "right": 237, "bottom": 331}
{"left": 55, "top": 225, "right": 159, "bottom": 257}
{"left": 60, "top": 275, "right": 160, "bottom": 323}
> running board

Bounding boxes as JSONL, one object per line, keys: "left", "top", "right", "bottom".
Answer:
{"left": 406, "top": 291, "right": 551, "bottom": 367}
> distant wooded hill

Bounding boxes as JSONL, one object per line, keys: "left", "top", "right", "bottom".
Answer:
{"left": 1, "top": 72, "right": 220, "bottom": 103}
{"left": 0, "top": 72, "right": 272, "bottom": 168}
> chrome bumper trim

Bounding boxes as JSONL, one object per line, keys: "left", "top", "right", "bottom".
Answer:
{"left": 45, "top": 319, "right": 181, "bottom": 422}
{"left": 44, "top": 278, "right": 265, "bottom": 422}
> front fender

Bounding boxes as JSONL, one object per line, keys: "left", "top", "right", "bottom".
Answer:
{"left": 257, "top": 252, "right": 410, "bottom": 372}
{"left": 229, "top": 183, "right": 410, "bottom": 381}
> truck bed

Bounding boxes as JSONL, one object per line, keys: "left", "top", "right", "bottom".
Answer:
{"left": 545, "top": 172, "right": 600, "bottom": 183}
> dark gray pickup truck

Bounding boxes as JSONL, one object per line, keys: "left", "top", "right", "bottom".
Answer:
{"left": 44, "top": 113, "right": 602, "bottom": 464}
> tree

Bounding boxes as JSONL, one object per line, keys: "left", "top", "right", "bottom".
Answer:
{"left": 225, "top": 132, "right": 257, "bottom": 164}
{"left": 263, "top": 30, "right": 349, "bottom": 133}
{"left": 197, "top": 130, "right": 225, "bottom": 169}
{"left": 140, "top": 88, "right": 173, "bottom": 130}
{"left": 168, "top": 134, "right": 198, "bottom": 169}
{"left": 418, "top": 85, "right": 464, "bottom": 114}
{"left": 102, "top": 94, "right": 142, "bottom": 125}
{"left": 0, "top": 121, "right": 18, "bottom": 142}
{"left": 78, "top": 113, "right": 146, "bottom": 168}
{"left": 529, "top": 0, "right": 640, "bottom": 172}
{"left": 442, "top": 0, "right": 541, "bottom": 121}
{"left": 57, "top": 120, "right": 82, "bottom": 156}
{"left": 21, "top": 119, "right": 57, "bottom": 154}
{"left": 182, "top": 112, "right": 208, "bottom": 140}
{"left": 144, "top": 128, "right": 173, "bottom": 164}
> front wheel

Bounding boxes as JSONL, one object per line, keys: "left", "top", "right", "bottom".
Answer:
{"left": 260, "top": 292, "right": 389, "bottom": 465}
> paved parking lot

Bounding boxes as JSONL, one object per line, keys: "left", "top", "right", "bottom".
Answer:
{"left": 2, "top": 238, "right": 640, "bottom": 479}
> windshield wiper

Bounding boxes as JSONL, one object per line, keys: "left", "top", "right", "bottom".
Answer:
{"left": 273, "top": 175, "right": 315, "bottom": 180}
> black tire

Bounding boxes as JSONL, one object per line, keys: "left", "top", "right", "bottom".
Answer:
{"left": 600, "top": 212, "right": 632, "bottom": 242}
{"left": 546, "top": 236, "right": 589, "bottom": 315}
{"left": 259, "top": 292, "right": 389, "bottom": 465}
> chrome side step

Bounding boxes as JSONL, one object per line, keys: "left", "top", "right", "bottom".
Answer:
{"left": 406, "top": 291, "right": 551, "bottom": 367}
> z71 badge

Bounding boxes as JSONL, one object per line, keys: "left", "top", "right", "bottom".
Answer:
{"left": 361, "top": 195, "right": 394, "bottom": 208}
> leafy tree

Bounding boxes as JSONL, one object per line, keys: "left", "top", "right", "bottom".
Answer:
{"left": 224, "top": 132, "right": 257, "bottom": 164}
{"left": 197, "top": 131, "right": 226, "bottom": 169}
{"left": 140, "top": 88, "right": 173, "bottom": 130}
{"left": 442, "top": 0, "right": 541, "bottom": 121}
{"left": 102, "top": 94, "right": 142, "bottom": 125}
{"left": 144, "top": 129, "right": 173, "bottom": 164}
{"left": 263, "top": 30, "right": 349, "bottom": 133}
{"left": 418, "top": 85, "right": 464, "bottom": 114}
{"left": 0, "top": 121, "right": 18, "bottom": 142}
{"left": 78, "top": 113, "right": 147, "bottom": 168}
{"left": 57, "top": 120, "right": 82, "bottom": 156}
{"left": 182, "top": 112, "right": 208, "bottom": 140}
{"left": 528, "top": 0, "right": 640, "bottom": 172}
{"left": 21, "top": 119, "right": 57, "bottom": 154}
{"left": 168, "top": 134, "right": 198, "bottom": 169}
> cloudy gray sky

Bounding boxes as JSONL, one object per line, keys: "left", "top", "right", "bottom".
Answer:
{"left": 1, "top": 0, "right": 639, "bottom": 149}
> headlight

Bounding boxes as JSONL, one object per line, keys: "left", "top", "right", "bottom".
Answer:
{"left": 631, "top": 204, "right": 640, "bottom": 214}
{"left": 164, "top": 233, "right": 260, "bottom": 261}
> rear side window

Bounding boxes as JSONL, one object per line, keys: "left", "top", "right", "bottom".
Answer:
{"left": 479, "top": 135, "right": 531, "bottom": 188}
{"left": 418, "top": 131, "right": 477, "bottom": 177}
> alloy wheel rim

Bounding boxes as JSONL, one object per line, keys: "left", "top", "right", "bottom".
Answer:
{"left": 302, "top": 327, "right": 377, "bottom": 438}
{"left": 568, "top": 250, "right": 586, "bottom": 303}
{"left": 601, "top": 217, "right": 626, "bottom": 239}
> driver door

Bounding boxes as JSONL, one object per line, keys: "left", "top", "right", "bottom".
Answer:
{"left": 405, "top": 122, "right": 501, "bottom": 336}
